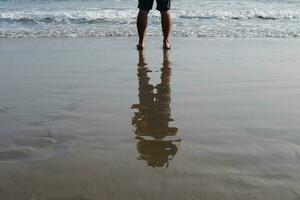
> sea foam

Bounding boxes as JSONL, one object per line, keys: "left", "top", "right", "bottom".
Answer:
{"left": 1, "top": 1, "right": 300, "bottom": 38}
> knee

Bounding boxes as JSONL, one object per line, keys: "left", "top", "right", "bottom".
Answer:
{"left": 139, "top": 9, "right": 150, "bottom": 15}
{"left": 160, "top": 10, "right": 171, "bottom": 17}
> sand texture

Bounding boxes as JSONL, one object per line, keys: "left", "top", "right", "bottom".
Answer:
{"left": 0, "top": 38, "right": 300, "bottom": 200}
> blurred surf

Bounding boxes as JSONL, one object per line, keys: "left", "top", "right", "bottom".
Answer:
{"left": 1, "top": 0, "right": 300, "bottom": 38}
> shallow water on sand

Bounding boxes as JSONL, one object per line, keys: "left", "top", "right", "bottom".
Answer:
{"left": 0, "top": 38, "right": 300, "bottom": 200}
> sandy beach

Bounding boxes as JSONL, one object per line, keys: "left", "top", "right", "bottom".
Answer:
{"left": 1, "top": 37, "right": 300, "bottom": 200}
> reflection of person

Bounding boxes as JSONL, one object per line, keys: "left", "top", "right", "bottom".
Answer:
{"left": 131, "top": 50, "right": 181, "bottom": 168}
{"left": 136, "top": 0, "right": 172, "bottom": 50}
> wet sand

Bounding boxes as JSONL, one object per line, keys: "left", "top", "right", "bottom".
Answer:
{"left": 0, "top": 38, "right": 300, "bottom": 199}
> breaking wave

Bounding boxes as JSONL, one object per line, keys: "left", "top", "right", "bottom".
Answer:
{"left": 1, "top": 6, "right": 300, "bottom": 38}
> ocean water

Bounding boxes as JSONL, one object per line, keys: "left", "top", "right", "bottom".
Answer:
{"left": 0, "top": 0, "right": 300, "bottom": 38}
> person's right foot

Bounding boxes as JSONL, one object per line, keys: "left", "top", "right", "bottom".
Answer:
{"left": 136, "top": 43, "right": 144, "bottom": 50}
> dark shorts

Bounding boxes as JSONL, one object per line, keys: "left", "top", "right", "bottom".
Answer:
{"left": 138, "top": 0, "right": 171, "bottom": 11}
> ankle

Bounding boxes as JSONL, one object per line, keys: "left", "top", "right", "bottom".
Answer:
{"left": 163, "top": 39, "right": 170, "bottom": 44}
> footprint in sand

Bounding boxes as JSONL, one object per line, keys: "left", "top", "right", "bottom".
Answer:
{"left": 0, "top": 147, "right": 35, "bottom": 161}
{"left": 0, "top": 106, "right": 16, "bottom": 113}
{"left": 27, "top": 120, "right": 46, "bottom": 126}
{"left": 15, "top": 136, "right": 57, "bottom": 148}
{"left": 63, "top": 103, "right": 78, "bottom": 111}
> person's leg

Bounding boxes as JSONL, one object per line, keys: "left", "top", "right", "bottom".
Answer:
{"left": 157, "top": 0, "right": 172, "bottom": 49}
{"left": 160, "top": 11, "right": 172, "bottom": 49}
{"left": 137, "top": 0, "right": 154, "bottom": 49}
{"left": 137, "top": 9, "right": 150, "bottom": 50}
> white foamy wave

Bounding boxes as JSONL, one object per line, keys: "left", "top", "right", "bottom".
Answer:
{"left": 177, "top": 9, "right": 300, "bottom": 20}
{"left": 1, "top": 27, "right": 299, "bottom": 38}
{"left": 1, "top": 6, "right": 300, "bottom": 38}
{"left": 0, "top": 8, "right": 139, "bottom": 24}
{"left": 0, "top": 29, "right": 137, "bottom": 38}
{"left": 2, "top": 8, "right": 300, "bottom": 23}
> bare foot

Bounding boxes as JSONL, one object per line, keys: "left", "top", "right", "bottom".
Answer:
{"left": 163, "top": 41, "right": 171, "bottom": 49}
{"left": 136, "top": 43, "right": 144, "bottom": 50}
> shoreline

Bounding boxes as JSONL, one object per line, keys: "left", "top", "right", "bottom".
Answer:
{"left": 2, "top": 35, "right": 300, "bottom": 40}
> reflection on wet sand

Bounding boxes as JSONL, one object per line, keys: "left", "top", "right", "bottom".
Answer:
{"left": 131, "top": 50, "right": 181, "bottom": 168}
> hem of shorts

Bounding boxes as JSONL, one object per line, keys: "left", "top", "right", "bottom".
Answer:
{"left": 137, "top": 6, "right": 152, "bottom": 10}
{"left": 156, "top": 8, "right": 171, "bottom": 11}
{"left": 137, "top": 6, "right": 170, "bottom": 11}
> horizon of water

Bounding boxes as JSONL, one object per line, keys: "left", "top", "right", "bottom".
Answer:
{"left": 1, "top": 0, "right": 300, "bottom": 38}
